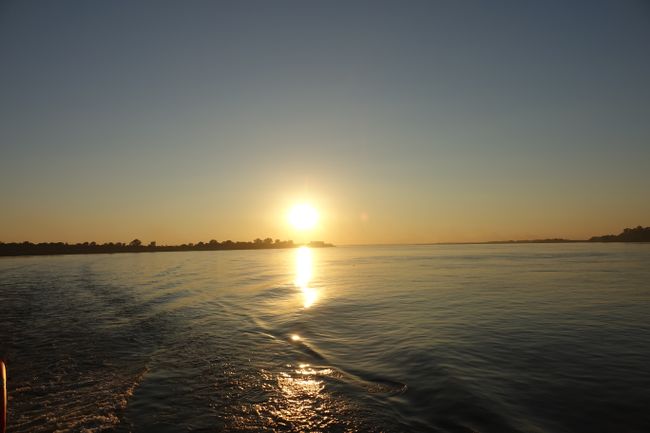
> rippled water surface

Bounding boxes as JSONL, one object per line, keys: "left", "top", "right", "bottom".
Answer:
{"left": 1, "top": 244, "right": 650, "bottom": 432}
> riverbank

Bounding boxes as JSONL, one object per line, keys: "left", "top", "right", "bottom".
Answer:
{"left": 0, "top": 240, "right": 334, "bottom": 257}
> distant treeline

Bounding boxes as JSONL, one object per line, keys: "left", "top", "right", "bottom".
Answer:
{"left": 482, "top": 226, "right": 649, "bottom": 244}
{"left": 589, "top": 226, "right": 650, "bottom": 242}
{"left": 0, "top": 238, "right": 334, "bottom": 257}
{"left": 484, "top": 238, "right": 575, "bottom": 244}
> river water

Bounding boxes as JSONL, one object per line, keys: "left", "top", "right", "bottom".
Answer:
{"left": 1, "top": 244, "right": 649, "bottom": 432}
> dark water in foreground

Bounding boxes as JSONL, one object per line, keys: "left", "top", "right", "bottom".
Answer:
{"left": 1, "top": 244, "right": 649, "bottom": 433}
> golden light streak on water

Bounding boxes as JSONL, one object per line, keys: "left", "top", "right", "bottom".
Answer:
{"left": 294, "top": 246, "right": 319, "bottom": 308}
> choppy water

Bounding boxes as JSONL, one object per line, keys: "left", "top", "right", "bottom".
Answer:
{"left": 1, "top": 244, "right": 650, "bottom": 432}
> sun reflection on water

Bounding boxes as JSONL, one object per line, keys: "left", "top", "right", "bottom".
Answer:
{"left": 250, "top": 247, "right": 338, "bottom": 430}
{"left": 294, "top": 246, "right": 319, "bottom": 308}
{"left": 266, "top": 363, "right": 335, "bottom": 429}
{"left": 253, "top": 365, "right": 336, "bottom": 431}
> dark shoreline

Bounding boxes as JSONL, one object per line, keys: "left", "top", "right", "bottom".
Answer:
{"left": 426, "top": 226, "right": 650, "bottom": 246}
{"left": 2, "top": 226, "right": 647, "bottom": 257}
{"left": 409, "top": 240, "right": 648, "bottom": 247}
{"left": 0, "top": 241, "right": 334, "bottom": 258}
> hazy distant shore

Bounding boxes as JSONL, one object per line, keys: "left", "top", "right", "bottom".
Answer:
{"left": 1, "top": 226, "right": 647, "bottom": 257}
{"left": 427, "top": 239, "right": 585, "bottom": 246}
{"left": 408, "top": 226, "right": 650, "bottom": 246}
{"left": 0, "top": 239, "right": 334, "bottom": 257}
{"left": 429, "top": 226, "right": 650, "bottom": 246}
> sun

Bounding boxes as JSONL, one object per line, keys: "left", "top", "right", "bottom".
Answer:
{"left": 288, "top": 204, "right": 318, "bottom": 230}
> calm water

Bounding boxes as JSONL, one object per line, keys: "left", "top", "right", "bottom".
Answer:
{"left": 1, "top": 244, "right": 649, "bottom": 432}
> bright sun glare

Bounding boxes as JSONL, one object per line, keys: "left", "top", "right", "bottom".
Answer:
{"left": 288, "top": 204, "right": 318, "bottom": 230}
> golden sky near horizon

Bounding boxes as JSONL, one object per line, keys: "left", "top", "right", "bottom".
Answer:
{"left": 2, "top": 176, "right": 647, "bottom": 245}
{"left": 1, "top": 2, "right": 649, "bottom": 245}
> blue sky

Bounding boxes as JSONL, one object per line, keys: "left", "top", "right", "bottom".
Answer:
{"left": 1, "top": 1, "right": 649, "bottom": 243}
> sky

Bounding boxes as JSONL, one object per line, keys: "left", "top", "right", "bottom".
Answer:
{"left": 1, "top": 0, "right": 649, "bottom": 245}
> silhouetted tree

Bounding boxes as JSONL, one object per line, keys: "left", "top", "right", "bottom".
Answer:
{"left": 590, "top": 226, "right": 650, "bottom": 242}
{"left": 0, "top": 236, "right": 332, "bottom": 256}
